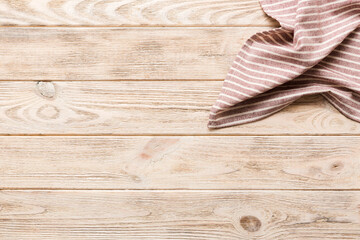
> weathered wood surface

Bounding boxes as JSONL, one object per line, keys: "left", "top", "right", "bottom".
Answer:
{"left": 1, "top": 136, "right": 359, "bottom": 189}
{"left": 0, "top": 0, "right": 278, "bottom": 27}
{"left": 0, "top": 27, "right": 270, "bottom": 80}
{"left": 1, "top": 81, "right": 359, "bottom": 135}
{"left": 0, "top": 1, "right": 358, "bottom": 239}
{"left": 0, "top": 190, "right": 359, "bottom": 239}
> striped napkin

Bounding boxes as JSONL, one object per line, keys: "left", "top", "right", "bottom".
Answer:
{"left": 208, "top": 0, "right": 360, "bottom": 129}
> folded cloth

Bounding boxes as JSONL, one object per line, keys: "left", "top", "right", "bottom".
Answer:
{"left": 208, "top": 0, "right": 360, "bottom": 129}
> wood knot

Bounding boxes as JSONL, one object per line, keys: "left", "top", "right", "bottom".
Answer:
{"left": 330, "top": 161, "right": 344, "bottom": 171}
{"left": 36, "top": 81, "right": 56, "bottom": 99}
{"left": 240, "top": 215, "right": 261, "bottom": 232}
{"left": 37, "top": 104, "right": 60, "bottom": 120}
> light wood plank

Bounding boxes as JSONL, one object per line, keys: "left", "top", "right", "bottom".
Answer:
{"left": 0, "top": 190, "right": 359, "bottom": 239}
{"left": 0, "top": 81, "right": 359, "bottom": 135}
{"left": 1, "top": 136, "right": 359, "bottom": 189}
{"left": 0, "top": 0, "right": 278, "bottom": 27}
{"left": 0, "top": 27, "right": 270, "bottom": 80}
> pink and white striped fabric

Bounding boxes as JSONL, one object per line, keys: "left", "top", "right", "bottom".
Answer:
{"left": 208, "top": 0, "right": 360, "bottom": 129}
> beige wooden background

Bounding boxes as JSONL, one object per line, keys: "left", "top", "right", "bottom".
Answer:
{"left": 1, "top": 0, "right": 360, "bottom": 239}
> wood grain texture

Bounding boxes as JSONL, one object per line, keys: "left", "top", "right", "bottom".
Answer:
{"left": 0, "top": 81, "right": 359, "bottom": 135}
{"left": 1, "top": 136, "right": 359, "bottom": 189}
{"left": 0, "top": 27, "right": 270, "bottom": 80}
{"left": 0, "top": 190, "right": 360, "bottom": 239}
{"left": 1, "top": 1, "right": 357, "bottom": 240}
{"left": 0, "top": 0, "right": 278, "bottom": 27}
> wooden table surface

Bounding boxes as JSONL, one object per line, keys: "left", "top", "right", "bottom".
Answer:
{"left": 1, "top": 0, "right": 360, "bottom": 239}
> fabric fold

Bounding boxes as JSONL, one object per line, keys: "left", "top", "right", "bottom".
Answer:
{"left": 208, "top": 0, "right": 360, "bottom": 129}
